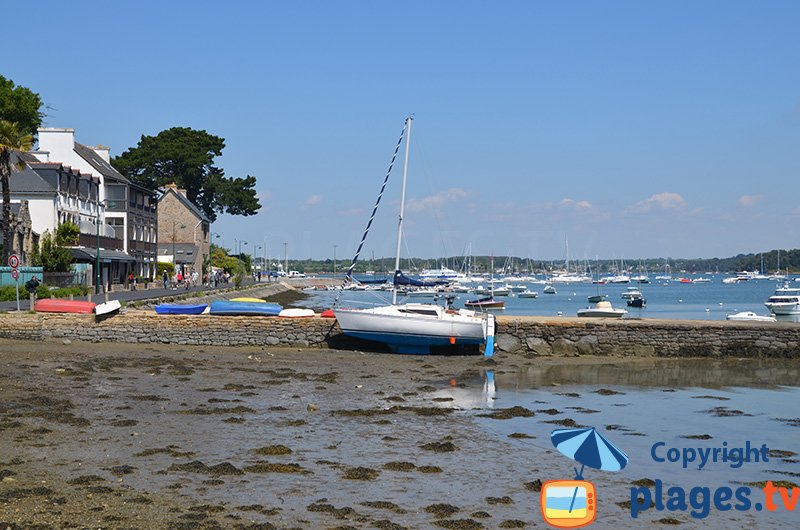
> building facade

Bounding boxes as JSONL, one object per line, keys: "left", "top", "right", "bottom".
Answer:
{"left": 156, "top": 184, "right": 210, "bottom": 276}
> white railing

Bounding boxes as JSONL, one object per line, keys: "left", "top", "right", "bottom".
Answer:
{"left": 78, "top": 219, "right": 117, "bottom": 238}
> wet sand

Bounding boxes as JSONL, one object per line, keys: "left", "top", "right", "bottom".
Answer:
{"left": 0, "top": 339, "right": 796, "bottom": 529}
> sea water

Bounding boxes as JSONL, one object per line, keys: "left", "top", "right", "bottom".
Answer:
{"left": 302, "top": 276, "right": 797, "bottom": 321}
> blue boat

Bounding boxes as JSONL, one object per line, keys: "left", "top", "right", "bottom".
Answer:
{"left": 209, "top": 300, "right": 282, "bottom": 316}
{"left": 155, "top": 303, "right": 208, "bottom": 315}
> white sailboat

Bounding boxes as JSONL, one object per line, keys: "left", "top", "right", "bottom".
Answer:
{"left": 334, "top": 117, "right": 495, "bottom": 355}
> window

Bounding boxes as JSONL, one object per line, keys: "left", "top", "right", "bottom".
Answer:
{"left": 106, "top": 185, "right": 127, "bottom": 211}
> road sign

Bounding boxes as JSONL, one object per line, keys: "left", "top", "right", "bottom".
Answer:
{"left": 8, "top": 254, "right": 19, "bottom": 268}
{"left": 10, "top": 269, "right": 19, "bottom": 280}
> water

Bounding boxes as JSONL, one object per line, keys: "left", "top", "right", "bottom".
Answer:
{"left": 301, "top": 275, "right": 798, "bottom": 321}
{"left": 435, "top": 359, "right": 800, "bottom": 527}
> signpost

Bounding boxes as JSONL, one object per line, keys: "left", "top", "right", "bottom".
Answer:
{"left": 7, "top": 254, "right": 20, "bottom": 311}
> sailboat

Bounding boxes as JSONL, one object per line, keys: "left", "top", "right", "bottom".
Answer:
{"left": 333, "top": 117, "right": 495, "bottom": 355}
{"left": 465, "top": 255, "right": 506, "bottom": 309}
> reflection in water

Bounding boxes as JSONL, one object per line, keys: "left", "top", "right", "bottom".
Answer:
{"left": 495, "top": 358, "right": 800, "bottom": 390}
{"left": 775, "top": 314, "right": 800, "bottom": 323}
{"left": 439, "top": 370, "right": 497, "bottom": 409}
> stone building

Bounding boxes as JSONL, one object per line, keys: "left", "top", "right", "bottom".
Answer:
{"left": 157, "top": 183, "right": 210, "bottom": 275}
{"left": 0, "top": 200, "right": 36, "bottom": 264}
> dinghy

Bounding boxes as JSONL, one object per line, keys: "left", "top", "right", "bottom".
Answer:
{"left": 95, "top": 300, "right": 122, "bottom": 315}
{"left": 278, "top": 308, "right": 315, "bottom": 318}
{"left": 155, "top": 304, "right": 208, "bottom": 315}
{"left": 209, "top": 300, "right": 282, "bottom": 316}
{"left": 34, "top": 299, "right": 96, "bottom": 314}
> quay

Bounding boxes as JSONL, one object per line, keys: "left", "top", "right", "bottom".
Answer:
{"left": 0, "top": 280, "right": 797, "bottom": 357}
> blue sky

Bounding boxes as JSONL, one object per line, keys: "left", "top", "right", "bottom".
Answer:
{"left": 5, "top": 1, "right": 799, "bottom": 261}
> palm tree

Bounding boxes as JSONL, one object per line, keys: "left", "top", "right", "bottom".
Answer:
{"left": 0, "top": 120, "right": 34, "bottom": 262}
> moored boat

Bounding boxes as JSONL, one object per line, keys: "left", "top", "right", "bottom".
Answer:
{"left": 577, "top": 300, "right": 627, "bottom": 318}
{"left": 764, "top": 283, "right": 800, "bottom": 315}
{"left": 464, "top": 296, "right": 506, "bottom": 309}
{"left": 518, "top": 290, "right": 539, "bottom": 298}
{"left": 726, "top": 311, "right": 776, "bottom": 322}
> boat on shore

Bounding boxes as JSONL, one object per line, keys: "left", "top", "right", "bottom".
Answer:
{"left": 155, "top": 303, "right": 208, "bottom": 315}
{"left": 210, "top": 300, "right": 282, "bottom": 316}
{"left": 34, "top": 299, "right": 96, "bottom": 314}
{"left": 333, "top": 116, "right": 495, "bottom": 355}
{"left": 95, "top": 300, "right": 122, "bottom": 315}
{"left": 577, "top": 300, "right": 627, "bottom": 318}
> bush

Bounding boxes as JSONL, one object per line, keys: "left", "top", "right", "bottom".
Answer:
{"left": 157, "top": 262, "right": 175, "bottom": 277}
{"left": 32, "top": 284, "right": 88, "bottom": 300}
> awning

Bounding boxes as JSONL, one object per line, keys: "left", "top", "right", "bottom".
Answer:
{"left": 70, "top": 247, "right": 136, "bottom": 263}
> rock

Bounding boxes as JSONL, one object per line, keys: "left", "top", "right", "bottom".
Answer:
{"left": 495, "top": 334, "right": 522, "bottom": 353}
{"left": 551, "top": 338, "right": 578, "bottom": 357}
{"left": 307, "top": 403, "right": 319, "bottom": 413}
{"left": 62, "top": 338, "right": 71, "bottom": 345}
{"left": 525, "top": 337, "right": 551, "bottom": 355}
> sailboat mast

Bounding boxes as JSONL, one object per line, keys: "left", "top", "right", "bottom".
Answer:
{"left": 392, "top": 116, "right": 413, "bottom": 305}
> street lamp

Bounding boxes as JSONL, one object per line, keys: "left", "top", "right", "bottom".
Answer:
{"left": 95, "top": 199, "right": 109, "bottom": 294}
{"left": 239, "top": 240, "right": 248, "bottom": 256}
{"left": 333, "top": 244, "right": 337, "bottom": 277}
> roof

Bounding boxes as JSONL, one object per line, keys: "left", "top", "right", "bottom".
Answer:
{"left": 74, "top": 142, "right": 130, "bottom": 184}
{"left": 69, "top": 248, "right": 136, "bottom": 262}
{"left": 159, "top": 187, "right": 210, "bottom": 223}
{"left": 9, "top": 154, "right": 58, "bottom": 195}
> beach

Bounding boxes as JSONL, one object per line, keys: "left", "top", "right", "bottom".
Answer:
{"left": 0, "top": 339, "right": 797, "bottom": 529}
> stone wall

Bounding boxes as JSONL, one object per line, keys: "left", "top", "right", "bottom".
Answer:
{"left": 0, "top": 312, "right": 798, "bottom": 357}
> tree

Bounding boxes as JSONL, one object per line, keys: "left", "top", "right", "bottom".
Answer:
{"left": 38, "top": 229, "right": 73, "bottom": 272}
{"left": 111, "top": 127, "right": 261, "bottom": 222}
{"left": 0, "top": 76, "right": 44, "bottom": 137}
{"left": 0, "top": 120, "right": 34, "bottom": 262}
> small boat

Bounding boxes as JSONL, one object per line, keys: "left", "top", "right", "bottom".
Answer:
{"left": 278, "top": 308, "right": 315, "bottom": 318}
{"left": 577, "top": 300, "right": 627, "bottom": 318}
{"left": 543, "top": 284, "right": 557, "bottom": 294}
{"left": 626, "top": 297, "right": 646, "bottom": 308}
{"left": 678, "top": 277, "right": 693, "bottom": 284}
{"left": 518, "top": 290, "right": 539, "bottom": 299}
{"left": 320, "top": 309, "right": 336, "bottom": 318}
{"left": 155, "top": 303, "right": 208, "bottom": 315}
{"left": 726, "top": 311, "right": 776, "bottom": 322}
{"left": 464, "top": 296, "right": 505, "bottom": 309}
{"left": 492, "top": 287, "right": 510, "bottom": 296}
{"left": 35, "top": 299, "right": 96, "bottom": 314}
{"left": 587, "top": 294, "right": 607, "bottom": 303}
{"left": 693, "top": 277, "right": 711, "bottom": 283}
{"left": 621, "top": 287, "right": 643, "bottom": 300}
{"left": 230, "top": 297, "right": 267, "bottom": 303}
{"left": 209, "top": 300, "right": 282, "bottom": 316}
{"left": 95, "top": 300, "right": 122, "bottom": 315}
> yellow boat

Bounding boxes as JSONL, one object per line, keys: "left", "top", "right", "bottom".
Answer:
{"left": 230, "top": 297, "right": 266, "bottom": 303}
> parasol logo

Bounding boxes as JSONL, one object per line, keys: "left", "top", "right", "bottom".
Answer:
{"left": 541, "top": 426, "right": 629, "bottom": 528}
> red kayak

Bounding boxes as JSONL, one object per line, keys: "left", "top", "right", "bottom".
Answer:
{"left": 34, "top": 299, "right": 96, "bottom": 314}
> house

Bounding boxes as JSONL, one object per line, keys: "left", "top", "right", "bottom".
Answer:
{"left": 9, "top": 152, "right": 126, "bottom": 288}
{"left": 156, "top": 183, "right": 210, "bottom": 276}
{"left": 32, "top": 128, "right": 158, "bottom": 283}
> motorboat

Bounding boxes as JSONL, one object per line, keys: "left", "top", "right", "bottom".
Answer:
{"left": 587, "top": 294, "right": 607, "bottom": 303}
{"left": 621, "top": 287, "right": 643, "bottom": 300}
{"left": 764, "top": 283, "right": 800, "bottom": 315}
{"left": 464, "top": 296, "right": 506, "bottom": 309}
{"left": 518, "top": 290, "right": 539, "bottom": 298}
{"left": 543, "top": 284, "right": 557, "bottom": 294}
{"left": 626, "top": 297, "right": 646, "bottom": 308}
{"left": 726, "top": 311, "right": 777, "bottom": 322}
{"left": 693, "top": 277, "right": 711, "bottom": 283}
{"left": 577, "top": 301, "right": 627, "bottom": 318}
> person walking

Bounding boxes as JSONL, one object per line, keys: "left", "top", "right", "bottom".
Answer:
{"left": 162, "top": 270, "right": 169, "bottom": 290}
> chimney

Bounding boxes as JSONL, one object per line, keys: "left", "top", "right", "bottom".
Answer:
{"left": 37, "top": 128, "right": 75, "bottom": 159}
{"left": 165, "top": 182, "right": 187, "bottom": 197}
{"left": 91, "top": 145, "right": 111, "bottom": 163}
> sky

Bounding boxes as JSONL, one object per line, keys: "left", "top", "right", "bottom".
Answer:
{"left": 4, "top": 1, "right": 799, "bottom": 262}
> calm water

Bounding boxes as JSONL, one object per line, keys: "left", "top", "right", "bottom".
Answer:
{"left": 301, "top": 275, "right": 799, "bottom": 321}
{"left": 438, "top": 359, "right": 800, "bottom": 527}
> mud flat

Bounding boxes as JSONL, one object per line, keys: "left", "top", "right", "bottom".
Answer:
{"left": 1, "top": 339, "right": 797, "bottom": 528}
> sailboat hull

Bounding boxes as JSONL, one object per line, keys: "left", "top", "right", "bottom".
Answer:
{"left": 334, "top": 305, "right": 490, "bottom": 354}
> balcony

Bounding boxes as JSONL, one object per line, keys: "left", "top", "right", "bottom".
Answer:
{"left": 78, "top": 219, "right": 117, "bottom": 238}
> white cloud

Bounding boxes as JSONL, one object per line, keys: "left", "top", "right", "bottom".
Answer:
{"left": 738, "top": 194, "right": 763, "bottom": 207}
{"left": 629, "top": 192, "right": 686, "bottom": 213}
{"left": 560, "top": 198, "right": 594, "bottom": 211}
{"left": 406, "top": 188, "right": 468, "bottom": 213}
{"left": 302, "top": 194, "right": 323, "bottom": 209}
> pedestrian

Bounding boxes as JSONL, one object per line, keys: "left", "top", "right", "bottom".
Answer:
{"left": 162, "top": 270, "right": 169, "bottom": 290}
{"left": 128, "top": 272, "right": 135, "bottom": 291}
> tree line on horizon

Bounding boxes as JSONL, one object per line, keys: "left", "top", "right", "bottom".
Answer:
{"left": 247, "top": 248, "right": 800, "bottom": 275}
